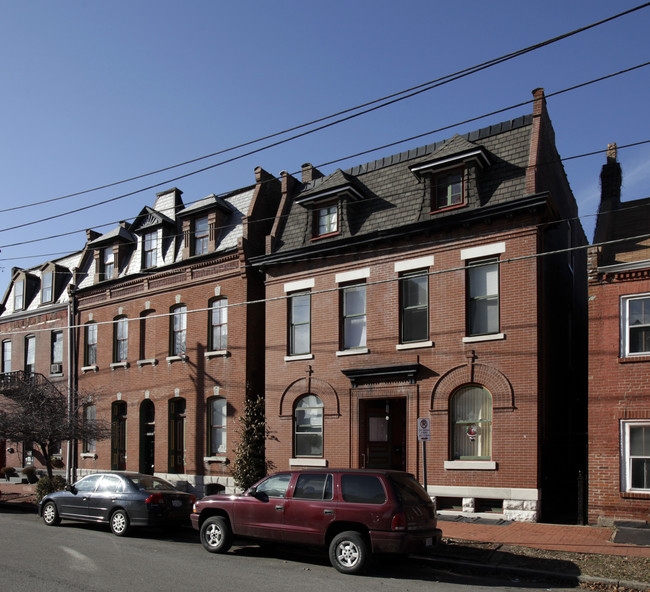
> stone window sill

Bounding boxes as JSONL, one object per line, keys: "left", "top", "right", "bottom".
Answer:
{"left": 110, "top": 362, "right": 129, "bottom": 371}
{"left": 462, "top": 333, "right": 506, "bottom": 343}
{"left": 204, "top": 456, "right": 228, "bottom": 464}
{"left": 336, "top": 348, "right": 369, "bottom": 357}
{"left": 284, "top": 354, "right": 314, "bottom": 362}
{"left": 137, "top": 358, "right": 158, "bottom": 367}
{"left": 444, "top": 460, "right": 497, "bottom": 470}
{"left": 81, "top": 365, "right": 98, "bottom": 374}
{"left": 166, "top": 355, "right": 188, "bottom": 365}
{"left": 396, "top": 341, "right": 433, "bottom": 351}
{"left": 289, "top": 458, "right": 328, "bottom": 467}
{"left": 205, "top": 350, "right": 230, "bottom": 359}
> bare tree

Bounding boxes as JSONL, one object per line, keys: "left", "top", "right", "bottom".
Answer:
{"left": 0, "top": 372, "right": 111, "bottom": 479}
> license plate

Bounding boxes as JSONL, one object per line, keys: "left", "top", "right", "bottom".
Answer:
{"left": 172, "top": 500, "right": 182, "bottom": 508}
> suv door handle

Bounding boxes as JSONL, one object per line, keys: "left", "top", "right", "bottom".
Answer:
{"left": 324, "top": 509, "right": 334, "bottom": 515}
{"left": 275, "top": 505, "right": 284, "bottom": 512}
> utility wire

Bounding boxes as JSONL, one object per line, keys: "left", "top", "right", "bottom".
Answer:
{"left": 0, "top": 3, "right": 647, "bottom": 220}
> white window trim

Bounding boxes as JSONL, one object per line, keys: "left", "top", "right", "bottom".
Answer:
{"left": 289, "top": 458, "right": 328, "bottom": 467}
{"left": 336, "top": 348, "right": 369, "bottom": 357}
{"left": 460, "top": 242, "right": 506, "bottom": 260}
{"left": 284, "top": 278, "right": 315, "bottom": 293}
{"left": 620, "top": 293, "right": 650, "bottom": 357}
{"left": 284, "top": 353, "right": 314, "bottom": 362}
{"left": 396, "top": 341, "right": 433, "bottom": 351}
{"left": 444, "top": 460, "right": 497, "bottom": 470}
{"left": 394, "top": 256, "right": 434, "bottom": 273}
{"left": 621, "top": 419, "right": 650, "bottom": 492}
{"left": 462, "top": 333, "right": 505, "bottom": 343}
{"left": 335, "top": 268, "right": 370, "bottom": 283}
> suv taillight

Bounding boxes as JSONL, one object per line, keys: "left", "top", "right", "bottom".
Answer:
{"left": 391, "top": 512, "right": 407, "bottom": 531}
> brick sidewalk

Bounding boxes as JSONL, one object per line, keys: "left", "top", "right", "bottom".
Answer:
{"left": 440, "top": 519, "right": 650, "bottom": 558}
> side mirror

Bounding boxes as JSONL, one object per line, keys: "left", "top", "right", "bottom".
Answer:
{"left": 65, "top": 484, "right": 77, "bottom": 494}
{"left": 247, "top": 486, "right": 257, "bottom": 497}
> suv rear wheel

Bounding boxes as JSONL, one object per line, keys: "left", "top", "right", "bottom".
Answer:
{"left": 200, "top": 516, "right": 233, "bottom": 553}
{"left": 329, "top": 531, "right": 368, "bottom": 574}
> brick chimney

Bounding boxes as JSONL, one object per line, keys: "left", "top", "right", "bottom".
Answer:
{"left": 301, "top": 163, "right": 324, "bottom": 183}
{"left": 593, "top": 143, "right": 621, "bottom": 244}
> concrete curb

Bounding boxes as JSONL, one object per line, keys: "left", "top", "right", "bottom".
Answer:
{"left": 417, "top": 554, "right": 650, "bottom": 591}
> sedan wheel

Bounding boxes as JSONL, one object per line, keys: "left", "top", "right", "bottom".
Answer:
{"left": 200, "top": 516, "right": 232, "bottom": 553}
{"left": 329, "top": 531, "right": 368, "bottom": 574}
{"left": 110, "top": 509, "right": 130, "bottom": 537}
{"left": 42, "top": 501, "right": 61, "bottom": 526}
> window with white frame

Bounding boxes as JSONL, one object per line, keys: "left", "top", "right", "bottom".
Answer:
{"left": 467, "top": 258, "right": 500, "bottom": 336}
{"left": 2, "top": 340, "right": 11, "bottom": 374}
{"left": 42, "top": 271, "right": 54, "bottom": 303}
{"left": 400, "top": 271, "right": 429, "bottom": 343}
{"left": 289, "top": 292, "right": 311, "bottom": 355}
{"left": 114, "top": 316, "right": 128, "bottom": 362}
{"left": 143, "top": 231, "right": 158, "bottom": 269}
{"left": 171, "top": 305, "right": 187, "bottom": 355}
{"left": 208, "top": 396, "right": 227, "bottom": 455}
{"left": 315, "top": 203, "right": 338, "bottom": 237}
{"left": 294, "top": 394, "right": 323, "bottom": 457}
{"left": 342, "top": 284, "right": 366, "bottom": 349}
{"left": 51, "top": 331, "right": 63, "bottom": 372}
{"left": 450, "top": 385, "right": 492, "bottom": 460}
{"left": 194, "top": 216, "right": 209, "bottom": 255}
{"left": 102, "top": 247, "right": 114, "bottom": 280}
{"left": 622, "top": 421, "right": 650, "bottom": 491}
{"left": 85, "top": 322, "right": 97, "bottom": 366}
{"left": 24, "top": 335, "right": 35, "bottom": 374}
{"left": 209, "top": 298, "right": 228, "bottom": 351}
{"left": 622, "top": 295, "right": 650, "bottom": 356}
{"left": 14, "top": 280, "right": 24, "bottom": 311}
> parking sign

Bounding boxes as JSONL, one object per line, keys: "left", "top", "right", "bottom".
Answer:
{"left": 418, "top": 417, "right": 430, "bottom": 441}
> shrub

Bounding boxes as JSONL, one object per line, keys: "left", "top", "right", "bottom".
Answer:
{"left": 230, "top": 395, "right": 267, "bottom": 491}
{"left": 36, "top": 475, "right": 67, "bottom": 502}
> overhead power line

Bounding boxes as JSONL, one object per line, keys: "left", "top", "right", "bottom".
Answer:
{"left": 0, "top": 2, "right": 647, "bottom": 223}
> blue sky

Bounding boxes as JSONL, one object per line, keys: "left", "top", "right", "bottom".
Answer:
{"left": 1, "top": 0, "right": 648, "bottom": 276}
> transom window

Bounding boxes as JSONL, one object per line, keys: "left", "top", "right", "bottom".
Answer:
{"left": 143, "top": 231, "right": 158, "bottom": 269}
{"left": 467, "top": 258, "right": 500, "bottom": 336}
{"left": 622, "top": 295, "right": 650, "bottom": 356}
{"left": 433, "top": 169, "right": 464, "bottom": 210}
{"left": 622, "top": 421, "right": 650, "bottom": 491}
{"left": 316, "top": 203, "right": 338, "bottom": 236}
{"left": 400, "top": 271, "right": 429, "bottom": 343}
{"left": 171, "top": 305, "right": 187, "bottom": 355}
{"left": 294, "top": 394, "right": 323, "bottom": 457}
{"left": 209, "top": 298, "right": 228, "bottom": 351}
{"left": 42, "top": 271, "right": 53, "bottom": 303}
{"left": 289, "top": 292, "right": 311, "bottom": 355}
{"left": 342, "top": 284, "right": 366, "bottom": 349}
{"left": 194, "top": 216, "right": 209, "bottom": 255}
{"left": 450, "top": 385, "right": 492, "bottom": 460}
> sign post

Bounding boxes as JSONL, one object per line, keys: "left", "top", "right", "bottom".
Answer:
{"left": 417, "top": 417, "right": 431, "bottom": 494}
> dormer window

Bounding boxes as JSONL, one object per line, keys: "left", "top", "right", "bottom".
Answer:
{"left": 14, "top": 280, "right": 24, "bottom": 311}
{"left": 41, "top": 271, "right": 53, "bottom": 304}
{"left": 433, "top": 168, "right": 464, "bottom": 210}
{"left": 194, "top": 216, "right": 209, "bottom": 255}
{"left": 102, "top": 247, "right": 115, "bottom": 280}
{"left": 316, "top": 203, "right": 339, "bottom": 237}
{"left": 143, "top": 231, "right": 158, "bottom": 269}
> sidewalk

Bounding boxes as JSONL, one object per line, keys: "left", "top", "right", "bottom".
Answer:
{"left": 439, "top": 516, "right": 650, "bottom": 559}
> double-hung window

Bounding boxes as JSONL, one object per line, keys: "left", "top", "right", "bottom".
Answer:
{"left": 51, "top": 331, "right": 63, "bottom": 373}
{"left": 208, "top": 397, "right": 227, "bottom": 455}
{"left": 316, "top": 203, "right": 338, "bottom": 237}
{"left": 342, "top": 284, "right": 366, "bottom": 350}
{"left": 209, "top": 298, "right": 228, "bottom": 351}
{"left": 400, "top": 271, "right": 429, "bottom": 343}
{"left": 622, "top": 295, "right": 650, "bottom": 356}
{"left": 294, "top": 394, "right": 323, "bottom": 457}
{"left": 171, "top": 305, "right": 187, "bottom": 355}
{"left": 467, "top": 258, "right": 499, "bottom": 336}
{"left": 622, "top": 421, "right": 650, "bottom": 491}
{"left": 103, "top": 248, "right": 114, "bottom": 280}
{"left": 114, "top": 317, "right": 128, "bottom": 362}
{"left": 433, "top": 168, "right": 464, "bottom": 210}
{"left": 24, "top": 335, "right": 35, "bottom": 374}
{"left": 289, "top": 292, "right": 311, "bottom": 355}
{"left": 42, "top": 271, "right": 53, "bottom": 303}
{"left": 194, "top": 216, "right": 209, "bottom": 255}
{"left": 2, "top": 340, "right": 11, "bottom": 374}
{"left": 83, "top": 404, "right": 96, "bottom": 453}
{"left": 85, "top": 322, "right": 97, "bottom": 366}
{"left": 143, "top": 231, "right": 158, "bottom": 269}
{"left": 14, "top": 280, "right": 24, "bottom": 311}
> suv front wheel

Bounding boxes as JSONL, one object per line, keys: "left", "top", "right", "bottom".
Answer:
{"left": 329, "top": 531, "right": 368, "bottom": 574}
{"left": 200, "top": 516, "right": 233, "bottom": 553}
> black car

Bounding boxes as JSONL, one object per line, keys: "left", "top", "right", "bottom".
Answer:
{"left": 40, "top": 472, "right": 195, "bottom": 536}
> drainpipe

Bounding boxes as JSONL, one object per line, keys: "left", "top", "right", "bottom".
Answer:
{"left": 66, "top": 289, "right": 76, "bottom": 484}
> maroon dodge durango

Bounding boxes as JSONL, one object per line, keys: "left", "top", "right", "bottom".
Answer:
{"left": 191, "top": 469, "right": 442, "bottom": 574}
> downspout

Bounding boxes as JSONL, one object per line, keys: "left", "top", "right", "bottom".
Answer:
{"left": 66, "top": 286, "right": 76, "bottom": 484}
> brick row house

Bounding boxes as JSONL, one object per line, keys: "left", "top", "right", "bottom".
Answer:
{"left": 587, "top": 144, "right": 650, "bottom": 525}
{"left": 0, "top": 250, "right": 82, "bottom": 471}
{"left": 252, "top": 89, "right": 588, "bottom": 523}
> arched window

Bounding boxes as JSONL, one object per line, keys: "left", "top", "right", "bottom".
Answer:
{"left": 294, "top": 394, "right": 323, "bottom": 457}
{"left": 207, "top": 397, "right": 227, "bottom": 455}
{"left": 450, "top": 385, "right": 492, "bottom": 460}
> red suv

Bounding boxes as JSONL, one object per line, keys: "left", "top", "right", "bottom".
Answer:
{"left": 191, "top": 469, "right": 441, "bottom": 574}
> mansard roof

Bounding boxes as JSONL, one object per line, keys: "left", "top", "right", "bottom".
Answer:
{"left": 88, "top": 224, "right": 135, "bottom": 247}
{"left": 177, "top": 193, "right": 235, "bottom": 218}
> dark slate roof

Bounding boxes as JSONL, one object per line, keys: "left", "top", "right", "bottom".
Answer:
{"left": 273, "top": 114, "right": 533, "bottom": 255}
{"left": 598, "top": 197, "right": 650, "bottom": 266}
{"left": 178, "top": 193, "right": 235, "bottom": 217}
{"left": 88, "top": 225, "right": 135, "bottom": 247}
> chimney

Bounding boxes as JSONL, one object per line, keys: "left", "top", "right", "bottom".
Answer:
{"left": 301, "top": 163, "right": 324, "bottom": 183}
{"left": 593, "top": 143, "right": 622, "bottom": 245}
{"left": 86, "top": 229, "right": 101, "bottom": 242}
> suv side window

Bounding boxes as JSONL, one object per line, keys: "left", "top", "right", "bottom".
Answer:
{"left": 256, "top": 474, "right": 291, "bottom": 498}
{"left": 293, "top": 473, "right": 333, "bottom": 500}
{"left": 341, "top": 474, "right": 387, "bottom": 504}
